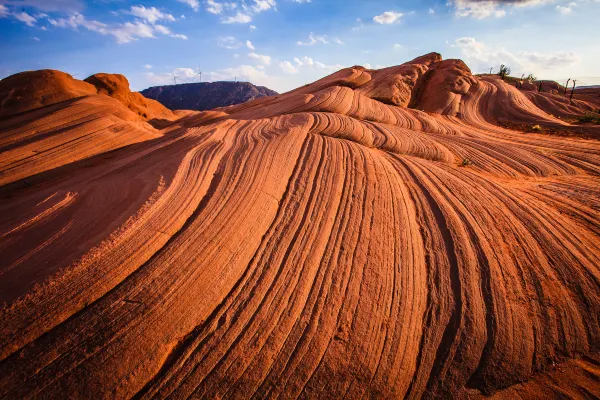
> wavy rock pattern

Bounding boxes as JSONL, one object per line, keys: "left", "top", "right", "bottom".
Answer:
{"left": 1, "top": 53, "right": 600, "bottom": 399}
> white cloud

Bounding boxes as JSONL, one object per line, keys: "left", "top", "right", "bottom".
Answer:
{"left": 177, "top": 0, "right": 200, "bottom": 11}
{"left": 556, "top": 2, "right": 576, "bottom": 13}
{"left": 207, "top": 0, "right": 275, "bottom": 24}
{"left": 429, "top": 8, "right": 435, "bottom": 14}
{"left": 14, "top": 11, "right": 36, "bottom": 26}
{"left": 251, "top": 0, "right": 276, "bottom": 12}
{"left": 205, "top": 64, "right": 275, "bottom": 87}
{"left": 283, "top": 56, "right": 343, "bottom": 73}
{"left": 393, "top": 43, "right": 403, "bottom": 50}
{"left": 454, "top": 36, "right": 581, "bottom": 73}
{"left": 144, "top": 67, "right": 200, "bottom": 85}
{"left": 32, "top": 36, "right": 40, "bottom": 41}
{"left": 206, "top": 0, "right": 223, "bottom": 13}
{"left": 222, "top": 11, "right": 252, "bottom": 23}
{"left": 171, "top": 33, "right": 188, "bottom": 39}
{"left": 112, "top": 21, "right": 154, "bottom": 43}
{"left": 205, "top": 0, "right": 237, "bottom": 14}
{"left": 217, "top": 36, "right": 241, "bottom": 49}
{"left": 246, "top": 40, "right": 255, "bottom": 50}
{"left": 333, "top": 37, "right": 344, "bottom": 45}
{"left": 313, "top": 61, "right": 344, "bottom": 71}
{"left": 279, "top": 61, "right": 299, "bottom": 74}
{"left": 153, "top": 24, "right": 188, "bottom": 39}
{"left": 144, "top": 64, "right": 153, "bottom": 69}
{"left": 297, "top": 32, "right": 328, "bottom": 46}
{"left": 128, "top": 5, "right": 175, "bottom": 24}
{"left": 451, "top": 0, "right": 558, "bottom": 19}
{"left": 248, "top": 52, "right": 271, "bottom": 65}
{"left": 250, "top": 24, "right": 257, "bottom": 31}
{"left": 373, "top": 11, "right": 403, "bottom": 24}
{"left": 293, "top": 56, "right": 313, "bottom": 67}
{"left": 154, "top": 24, "right": 170, "bottom": 34}
{"left": 0, "top": 5, "right": 9, "bottom": 17}
{"left": 47, "top": 12, "right": 186, "bottom": 44}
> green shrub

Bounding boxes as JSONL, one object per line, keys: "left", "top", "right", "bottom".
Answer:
{"left": 576, "top": 113, "right": 600, "bottom": 124}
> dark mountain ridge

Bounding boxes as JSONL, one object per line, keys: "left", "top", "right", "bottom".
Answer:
{"left": 140, "top": 81, "right": 278, "bottom": 111}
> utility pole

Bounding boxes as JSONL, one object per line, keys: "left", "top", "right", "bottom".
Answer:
{"left": 570, "top": 79, "right": 577, "bottom": 100}
{"left": 564, "top": 78, "right": 571, "bottom": 95}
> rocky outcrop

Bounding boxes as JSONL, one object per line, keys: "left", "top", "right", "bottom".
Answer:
{"left": 140, "top": 81, "right": 278, "bottom": 111}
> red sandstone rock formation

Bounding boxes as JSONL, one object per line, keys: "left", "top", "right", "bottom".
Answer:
{"left": 1, "top": 54, "right": 599, "bottom": 399}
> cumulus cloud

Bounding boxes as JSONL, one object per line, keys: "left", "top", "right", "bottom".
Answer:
{"left": 0, "top": 5, "right": 9, "bottom": 17}
{"left": 14, "top": 11, "right": 36, "bottom": 26}
{"left": 144, "top": 67, "right": 199, "bottom": 85}
{"left": 282, "top": 55, "right": 344, "bottom": 74}
{"left": 454, "top": 36, "right": 581, "bottom": 73}
{"left": 204, "top": 64, "right": 276, "bottom": 87}
{"left": 128, "top": 6, "right": 175, "bottom": 24}
{"left": 296, "top": 32, "right": 343, "bottom": 46}
{"left": 153, "top": 24, "right": 188, "bottom": 39}
{"left": 48, "top": 12, "right": 186, "bottom": 43}
{"left": 205, "top": 0, "right": 276, "bottom": 23}
{"left": 248, "top": 52, "right": 271, "bottom": 65}
{"left": 222, "top": 11, "right": 252, "bottom": 23}
{"left": 451, "top": 0, "right": 559, "bottom": 19}
{"left": 205, "top": 0, "right": 237, "bottom": 14}
{"left": 279, "top": 61, "right": 299, "bottom": 74}
{"left": 297, "top": 32, "right": 327, "bottom": 46}
{"left": 246, "top": 40, "right": 255, "bottom": 50}
{"left": 177, "top": 0, "right": 200, "bottom": 11}
{"left": 251, "top": 0, "right": 276, "bottom": 12}
{"left": 556, "top": 2, "right": 576, "bottom": 13}
{"left": 373, "top": 11, "right": 403, "bottom": 24}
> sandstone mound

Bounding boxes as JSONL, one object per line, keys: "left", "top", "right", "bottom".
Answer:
{"left": 0, "top": 70, "right": 97, "bottom": 118}
{"left": 0, "top": 71, "right": 179, "bottom": 185}
{"left": 1, "top": 54, "right": 599, "bottom": 399}
{"left": 85, "top": 73, "right": 175, "bottom": 120}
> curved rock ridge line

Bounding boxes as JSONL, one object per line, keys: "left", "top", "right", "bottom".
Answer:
{"left": 0, "top": 53, "right": 599, "bottom": 399}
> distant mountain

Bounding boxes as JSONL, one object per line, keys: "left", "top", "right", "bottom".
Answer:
{"left": 140, "top": 81, "right": 278, "bottom": 111}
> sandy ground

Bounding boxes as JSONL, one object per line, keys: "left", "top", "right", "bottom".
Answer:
{"left": 1, "top": 53, "right": 599, "bottom": 399}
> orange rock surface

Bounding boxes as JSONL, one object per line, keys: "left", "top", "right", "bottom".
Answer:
{"left": 84, "top": 73, "right": 175, "bottom": 121}
{"left": 0, "top": 70, "right": 178, "bottom": 186}
{"left": 1, "top": 54, "right": 599, "bottom": 399}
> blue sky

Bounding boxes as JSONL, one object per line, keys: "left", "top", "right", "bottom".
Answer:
{"left": 1, "top": 0, "right": 599, "bottom": 93}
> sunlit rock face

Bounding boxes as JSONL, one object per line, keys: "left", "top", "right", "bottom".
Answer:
{"left": 1, "top": 54, "right": 600, "bottom": 399}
